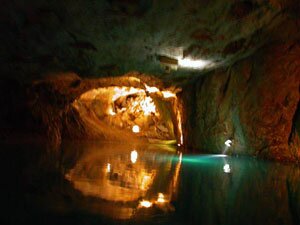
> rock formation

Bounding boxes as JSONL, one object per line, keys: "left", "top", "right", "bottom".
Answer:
{"left": 0, "top": 0, "right": 299, "bottom": 162}
{"left": 183, "top": 42, "right": 300, "bottom": 162}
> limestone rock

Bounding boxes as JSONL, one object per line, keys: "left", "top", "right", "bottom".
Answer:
{"left": 184, "top": 42, "right": 300, "bottom": 162}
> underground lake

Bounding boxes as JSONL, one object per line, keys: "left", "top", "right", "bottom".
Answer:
{"left": 2, "top": 140, "right": 299, "bottom": 225}
{"left": 1, "top": 1, "right": 300, "bottom": 224}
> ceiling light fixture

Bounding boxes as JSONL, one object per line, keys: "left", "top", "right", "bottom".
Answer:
{"left": 178, "top": 58, "right": 212, "bottom": 69}
{"left": 157, "top": 55, "right": 178, "bottom": 72}
{"left": 157, "top": 53, "right": 213, "bottom": 71}
{"left": 225, "top": 139, "right": 232, "bottom": 147}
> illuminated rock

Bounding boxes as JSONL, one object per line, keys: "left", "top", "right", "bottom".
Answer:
{"left": 183, "top": 43, "right": 300, "bottom": 161}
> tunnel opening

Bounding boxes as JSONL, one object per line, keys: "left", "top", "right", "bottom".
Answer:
{"left": 67, "top": 76, "right": 183, "bottom": 145}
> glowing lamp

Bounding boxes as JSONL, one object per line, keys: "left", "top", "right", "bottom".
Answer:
{"left": 225, "top": 139, "right": 232, "bottom": 147}
{"left": 131, "top": 150, "right": 138, "bottom": 163}
{"left": 157, "top": 193, "right": 165, "bottom": 203}
{"left": 139, "top": 200, "right": 152, "bottom": 208}
{"left": 178, "top": 58, "right": 212, "bottom": 69}
{"left": 132, "top": 125, "right": 140, "bottom": 133}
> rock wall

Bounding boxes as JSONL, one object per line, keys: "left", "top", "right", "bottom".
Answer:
{"left": 0, "top": 71, "right": 177, "bottom": 147}
{"left": 2, "top": 0, "right": 297, "bottom": 80}
{"left": 183, "top": 42, "right": 300, "bottom": 162}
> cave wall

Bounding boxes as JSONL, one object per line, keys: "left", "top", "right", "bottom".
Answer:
{"left": 183, "top": 42, "right": 300, "bottom": 162}
{"left": 0, "top": 71, "right": 176, "bottom": 147}
{"left": 2, "top": 0, "right": 299, "bottom": 80}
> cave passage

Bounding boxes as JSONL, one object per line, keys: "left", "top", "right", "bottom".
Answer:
{"left": 1, "top": 0, "right": 300, "bottom": 224}
{"left": 71, "top": 83, "right": 182, "bottom": 144}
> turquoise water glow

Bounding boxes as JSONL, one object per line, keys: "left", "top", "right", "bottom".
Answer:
{"left": 1, "top": 141, "right": 300, "bottom": 225}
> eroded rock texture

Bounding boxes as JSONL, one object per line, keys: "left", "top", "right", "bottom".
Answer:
{"left": 183, "top": 42, "right": 300, "bottom": 162}
{"left": 0, "top": 0, "right": 299, "bottom": 163}
{"left": 0, "top": 72, "right": 179, "bottom": 147}
{"left": 1, "top": 0, "right": 299, "bottom": 80}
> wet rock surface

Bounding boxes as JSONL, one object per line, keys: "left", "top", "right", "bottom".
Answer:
{"left": 183, "top": 42, "right": 300, "bottom": 162}
{"left": 0, "top": 0, "right": 299, "bottom": 162}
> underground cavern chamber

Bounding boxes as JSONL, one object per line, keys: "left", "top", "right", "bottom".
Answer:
{"left": 0, "top": 0, "right": 299, "bottom": 162}
{"left": 25, "top": 73, "right": 183, "bottom": 146}
{"left": 1, "top": 0, "right": 300, "bottom": 224}
{"left": 71, "top": 84, "right": 182, "bottom": 143}
{"left": 0, "top": 0, "right": 298, "bottom": 161}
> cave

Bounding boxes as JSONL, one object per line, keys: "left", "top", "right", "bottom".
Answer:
{"left": 1, "top": 1, "right": 300, "bottom": 225}
{"left": 69, "top": 78, "right": 182, "bottom": 144}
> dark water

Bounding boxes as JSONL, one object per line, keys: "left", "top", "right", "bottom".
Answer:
{"left": 1, "top": 141, "right": 300, "bottom": 225}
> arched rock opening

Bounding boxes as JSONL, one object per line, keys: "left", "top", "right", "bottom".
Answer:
{"left": 27, "top": 72, "right": 183, "bottom": 146}
{"left": 73, "top": 86, "right": 178, "bottom": 143}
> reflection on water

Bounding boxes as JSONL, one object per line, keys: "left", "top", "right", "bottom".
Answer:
{"left": 176, "top": 155, "right": 300, "bottom": 225}
{"left": 61, "top": 141, "right": 180, "bottom": 219}
{"left": 2, "top": 141, "right": 300, "bottom": 225}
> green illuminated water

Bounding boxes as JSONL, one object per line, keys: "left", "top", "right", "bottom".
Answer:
{"left": 1, "top": 141, "right": 300, "bottom": 225}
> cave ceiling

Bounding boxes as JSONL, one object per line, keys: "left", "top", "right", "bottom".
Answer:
{"left": 1, "top": 0, "right": 299, "bottom": 83}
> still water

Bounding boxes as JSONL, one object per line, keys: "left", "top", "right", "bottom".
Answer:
{"left": 2, "top": 141, "right": 300, "bottom": 225}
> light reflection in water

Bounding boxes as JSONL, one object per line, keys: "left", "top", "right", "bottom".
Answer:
{"left": 223, "top": 163, "right": 231, "bottom": 173}
{"left": 63, "top": 144, "right": 300, "bottom": 224}
{"left": 5, "top": 140, "right": 300, "bottom": 225}
{"left": 139, "top": 200, "right": 153, "bottom": 208}
{"left": 8, "top": 140, "right": 300, "bottom": 225}
{"left": 64, "top": 142, "right": 179, "bottom": 219}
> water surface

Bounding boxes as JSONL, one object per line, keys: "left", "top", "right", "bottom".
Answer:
{"left": 2, "top": 141, "right": 300, "bottom": 225}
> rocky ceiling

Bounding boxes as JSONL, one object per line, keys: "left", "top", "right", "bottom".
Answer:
{"left": 0, "top": 0, "right": 299, "bottom": 82}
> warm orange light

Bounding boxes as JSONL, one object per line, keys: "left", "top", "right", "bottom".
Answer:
{"left": 140, "top": 96, "right": 156, "bottom": 115}
{"left": 179, "top": 152, "right": 182, "bottom": 163}
{"left": 131, "top": 150, "right": 138, "bottom": 163}
{"left": 162, "top": 91, "right": 176, "bottom": 98}
{"left": 112, "top": 86, "right": 158, "bottom": 116}
{"left": 145, "top": 84, "right": 176, "bottom": 99}
{"left": 177, "top": 110, "right": 183, "bottom": 145}
{"left": 139, "top": 200, "right": 152, "bottom": 208}
{"left": 106, "top": 163, "right": 111, "bottom": 173}
{"left": 112, "top": 87, "right": 143, "bottom": 101}
{"left": 108, "top": 108, "right": 116, "bottom": 116}
{"left": 132, "top": 125, "right": 140, "bottom": 133}
{"left": 145, "top": 84, "right": 159, "bottom": 93}
{"left": 140, "top": 174, "right": 151, "bottom": 190}
{"left": 157, "top": 193, "right": 165, "bottom": 203}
